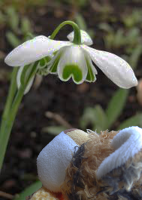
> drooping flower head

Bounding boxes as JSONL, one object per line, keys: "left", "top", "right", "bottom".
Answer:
{"left": 5, "top": 22, "right": 138, "bottom": 92}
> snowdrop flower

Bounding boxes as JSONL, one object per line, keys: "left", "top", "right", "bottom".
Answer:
{"left": 5, "top": 30, "right": 138, "bottom": 89}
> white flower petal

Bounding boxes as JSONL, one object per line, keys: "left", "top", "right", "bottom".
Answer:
{"left": 67, "top": 30, "right": 93, "bottom": 46}
{"left": 83, "top": 45, "right": 138, "bottom": 89}
{"left": 5, "top": 36, "right": 71, "bottom": 67}
{"left": 57, "top": 45, "right": 88, "bottom": 84}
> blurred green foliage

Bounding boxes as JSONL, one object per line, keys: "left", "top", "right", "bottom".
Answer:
{"left": 80, "top": 89, "right": 142, "bottom": 132}
{"left": 0, "top": 0, "right": 46, "bottom": 11}
{"left": 75, "top": 13, "right": 95, "bottom": 38}
{"left": 0, "top": 6, "right": 33, "bottom": 47}
{"left": 14, "top": 181, "right": 42, "bottom": 200}
{"left": 55, "top": 0, "right": 88, "bottom": 7}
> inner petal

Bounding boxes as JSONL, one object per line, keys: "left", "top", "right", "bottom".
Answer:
{"left": 85, "top": 55, "right": 97, "bottom": 82}
{"left": 57, "top": 45, "right": 88, "bottom": 84}
{"left": 48, "top": 51, "right": 63, "bottom": 74}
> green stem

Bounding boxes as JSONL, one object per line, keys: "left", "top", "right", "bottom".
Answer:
{"left": 0, "top": 62, "right": 38, "bottom": 170}
{"left": 1, "top": 68, "right": 18, "bottom": 124}
{"left": 0, "top": 85, "right": 25, "bottom": 170}
{"left": 0, "top": 68, "right": 18, "bottom": 146}
{"left": 50, "top": 21, "right": 81, "bottom": 45}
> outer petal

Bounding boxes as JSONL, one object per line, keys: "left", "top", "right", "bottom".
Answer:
{"left": 5, "top": 36, "right": 71, "bottom": 67}
{"left": 57, "top": 45, "right": 88, "bottom": 84}
{"left": 83, "top": 45, "right": 138, "bottom": 89}
{"left": 67, "top": 30, "right": 93, "bottom": 46}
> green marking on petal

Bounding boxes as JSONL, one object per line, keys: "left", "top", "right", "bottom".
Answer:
{"left": 62, "top": 64, "right": 82, "bottom": 83}
{"left": 86, "top": 59, "right": 96, "bottom": 82}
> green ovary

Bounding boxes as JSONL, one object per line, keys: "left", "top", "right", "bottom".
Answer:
{"left": 62, "top": 64, "right": 83, "bottom": 83}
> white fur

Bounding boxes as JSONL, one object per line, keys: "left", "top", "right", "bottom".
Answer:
{"left": 37, "top": 131, "right": 78, "bottom": 192}
{"left": 96, "top": 126, "right": 142, "bottom": 179}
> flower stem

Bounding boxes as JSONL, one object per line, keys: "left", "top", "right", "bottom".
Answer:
{"left": 0, "top": 68, "right": 18, "bottom": 125}
{"left": 0, "top": 62, "right": 38, "bottom": 170}
{"left": 0, "top": 85, "right": 25, "bottom": 170}
{"left": 0, "top": 68, "right": 18, "bottom": 153}
{"left": 50, "top": 21, "right": 81, "bottom": 45}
